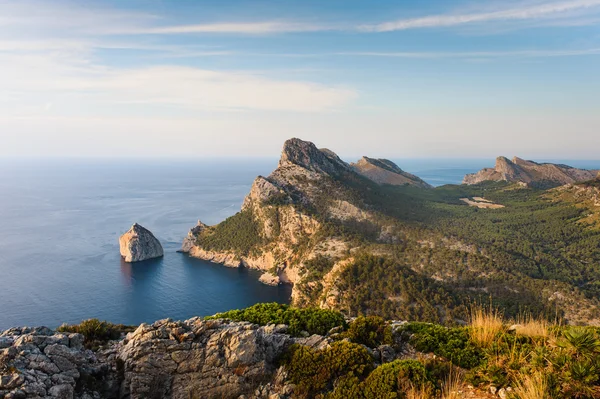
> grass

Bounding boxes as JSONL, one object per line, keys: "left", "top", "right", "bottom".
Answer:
{"left": 441, "top": 367, "right": 465, "bottom": 399}
{"left": 512, "top": 372, "right": 548, "bottom": 399}
{"left": 406, "top": 384, "right": 433, "bottom": 399}
{"left": 469, "top": 304, "right": 504, "bottom": 347}
{"left": 513, "top": 314, "right": 550, "bottom": 339}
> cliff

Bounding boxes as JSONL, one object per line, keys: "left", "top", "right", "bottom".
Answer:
{"left": 350, "top": 157, "right": 432, "bottom": 188}
{"left": 463, "top": 156, "right": 599, "bottom": 188}
{"left": 181, "top": 138, "right": 419, "bottom": 303}
{"left": 181, "top": 138, "right": 600, "bottom": 326}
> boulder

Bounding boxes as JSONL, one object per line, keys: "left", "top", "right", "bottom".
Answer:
{"left": 119, "top": 223, "right": 163, "bottom": 263}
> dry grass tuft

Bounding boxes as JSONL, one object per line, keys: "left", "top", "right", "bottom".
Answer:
{"left": 406, "top": 384, "right": 433, "bottom": 399}
{"left": 470, "top": 304, "right": 504, "bottom": 347}
{"left": 513, "top": 314, "right": 549, "bottom": 339}
{"left": 441, "top": 367, "right": 465, "bottom": 399}
{"left": 512, "top": 372, "right": 548, "bottom": 399}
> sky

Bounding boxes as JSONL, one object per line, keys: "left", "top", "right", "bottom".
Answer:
{"left": 1, "top": 0, "right": 600, "bottom": 159}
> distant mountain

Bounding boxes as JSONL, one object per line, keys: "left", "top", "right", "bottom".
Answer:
{"left": 463, "top": 156, "right": 599, "bottom": 188}
{"left": 182, "top": 139, "right": 600, "bottom": 325}
{"left": 351, "top": 157, "right": 432, "bottom": 188}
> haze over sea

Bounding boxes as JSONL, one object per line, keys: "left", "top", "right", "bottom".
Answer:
{"left": 1, "top": 157, "right": 599, "bottom": 329}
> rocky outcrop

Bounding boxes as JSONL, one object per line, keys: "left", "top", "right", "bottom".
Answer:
{"left": 0, "top": 326, "right": 116, "bottom": 399}
{"left": 0, "top": 319, "right": 334, "bottom": 399}
{"left": 278, "top": 138, "right": 349, "bottom": 176}
{"left": 463, "top": 156, "right": 599, "bottom": 187}
{"left": 119, "top": 224, "right": 163, "bottom": 263}
{"left": 351, "top": 157, "right": 432, "bottom": 188}
{"left": 179, "top": 221, "right": 207, "bottom": 253}
{"left": 117, "top": 318, "right": 294, "bottom": 399}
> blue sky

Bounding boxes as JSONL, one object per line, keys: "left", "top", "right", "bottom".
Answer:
{"left": 2, "top": 0, "right": 600, "bottom": 159}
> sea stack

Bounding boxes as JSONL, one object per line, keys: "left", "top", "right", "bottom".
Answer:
{"left": 119, "top": 223, "right": 164, "bottom": 262}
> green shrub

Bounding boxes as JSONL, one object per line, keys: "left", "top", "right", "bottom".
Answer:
{"left": 400, "top": 322, "right": 483, "bottom": 369}
{"left": 343, "top": 316, "right": 393, "bottom": 348}
{"left": 361, "top": 360, "right": 432, "bottom": 399}
{"left": 327, "top": 359, "right": 434, "bottom": 399}
{"left": 284, "top": 341, "right": 373, "bottom": 398}
{"left": 198, "top": 210, "right": 263, "bottom": 255}
{"left": 205, "top": 302, "right": 346, "bottom": 336}
{"left": 57, "top": 319, "right": 135, "bottom": 349}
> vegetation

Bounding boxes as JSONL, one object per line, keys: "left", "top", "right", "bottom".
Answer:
{"left": 283, "top": 341, "right": 373, "bottom": 398}
{"left": 469, "top": 305, "right": 504, "bottom": 347}
{"left": 204, "top": 302, "right": 345, "bottom": 336}
{"left": 264, "top": 302, "right": 600, "bottom": 398}
{"left": 57, "top": 319, "right": 135, "bottom": 350}
{"left": 198, "top": 210, "right": 263, "bottom": 256}
{"left": 398, "top": 322, "right": 483, "bottom": 369}
{"left": 342, "top": 315, "right": 393, "bottom": 347}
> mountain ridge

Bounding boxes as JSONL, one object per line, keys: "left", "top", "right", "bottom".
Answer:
{"left": 464, "top": 156, "right": 599, "bottom": 187}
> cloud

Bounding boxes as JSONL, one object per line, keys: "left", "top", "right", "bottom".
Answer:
{"left": 336, "top": 48, "right": 600, "bottom": 58}
{"left": 360, "top": 0, "right": 600, "bottom": 32}
{"left": 0, "top": 51, "right": 357, "bottom": 113}
{"left": 133, "top": 22, "right": 334, "bottom": 35}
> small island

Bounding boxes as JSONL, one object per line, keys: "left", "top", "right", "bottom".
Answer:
{"left": 119, "top": 223, "right": 163, "bottom": 263}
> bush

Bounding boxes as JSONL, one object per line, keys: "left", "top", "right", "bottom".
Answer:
{"left": 284, "top": 341, "right": 373, "bottom": 398}
{"left": 205, "top": 302, "right": 346, "bottom": 336}
{"left": 400, "top": 323, "right": 483, "bottom": 369}
{"left": 57, "top": 319, "right": 135, "bottom": 349}
{"left": 198, "top": 210, "right": 263, "bottom": 255}
{"left": 343, "top": 316, "right": 393, "bottom": 348}
{"left": 327, "top": 359, "right": 435, "bottom": 399}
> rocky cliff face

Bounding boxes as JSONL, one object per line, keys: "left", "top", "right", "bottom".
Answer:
{"left": 119, "top": 224, "right": 163, "bottom": 263}
{"left": 0, "top": 318, "right": 356, "bottom": 399}
{"left": 463, "top": 156, "right": 599, "bottom": 187}
{"left": 350, "top": 157, "right": 432, "bottom": 188}
{"left": 0, "top": 319, "right": 303, "bottom": 399}
{"left": 181, "top": 138, "right": 425, "bottom": 303}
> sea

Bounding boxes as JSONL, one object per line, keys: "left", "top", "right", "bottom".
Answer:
{"left": 1, "top": 157, "right": 599, "bottom": 330}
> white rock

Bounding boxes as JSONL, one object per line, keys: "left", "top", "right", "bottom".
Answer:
{"left": 119, "top": 223, "right": 164, "bottom": 262}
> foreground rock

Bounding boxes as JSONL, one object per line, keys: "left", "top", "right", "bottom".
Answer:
{"left": 0, "top": 319, "right": 320, "bottom": 399}
{"left": 119, "top": 224, "right": 163, "bottom": 263}
{"left": 463, "top": 156, "right": 599, "bottom": 187}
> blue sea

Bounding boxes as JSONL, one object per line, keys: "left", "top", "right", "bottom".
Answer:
{"left": 1, "top": 157, "right": 599, "bottom": 329}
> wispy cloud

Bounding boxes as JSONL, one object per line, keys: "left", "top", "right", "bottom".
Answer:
{"left": 0, "top": 50, "right": 357, "bottom": 113}
{"left": 336, "top": 48, "right": 600, "bottom": 58}
{"left": 132, "top": 21, "right": 334, "bottom": 35}
{"left": 360, "top": 0, "right": 600, "bottom": 32}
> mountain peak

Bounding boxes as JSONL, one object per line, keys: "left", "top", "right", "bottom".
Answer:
{"left": 278, "top": 138, "right": 348, "bottom": 175}
{"left": 351, "top": 156, "right": 431, "bottom": 188}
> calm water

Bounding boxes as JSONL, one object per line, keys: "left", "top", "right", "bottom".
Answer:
{"left": 1, "top": 157, "right": 599, "bottom": 329}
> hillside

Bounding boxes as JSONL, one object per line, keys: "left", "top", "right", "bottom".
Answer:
{"left": 182, "top": 138, "right": 600, "bottom": 325}
{"left": 2, "top": 303, "right": 600, "bottom": 399}
{"left": 463, "top": 156, "right": 599, "bottom": 188}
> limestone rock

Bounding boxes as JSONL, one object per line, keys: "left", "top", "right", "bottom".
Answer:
{"left": 119, "top": 223, "right": 163, "bottom": 263}
{"left": 350, "top": 156, "right": 432, "bottom": 188}
{"left": 464, "top": 156, "right": 599, "bottom": 187}
{"left": 259, "top": 272, "right": 280, "bottom": 286}
{"left": 179, "top": 220, "right": 207, "bottom": 253}
{"left": 278, "top": 138, "right": 349, "bottom": 176}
